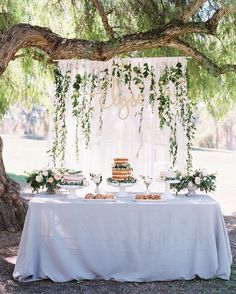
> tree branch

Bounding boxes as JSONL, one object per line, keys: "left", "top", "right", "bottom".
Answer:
{"left": 92, "top": 0, "right": 115, "bottom": 38}
{"left": 206, "top": 7, "right": 232, "bottom": 33}
{"left": 177, "top": 0, "right": 207, "bottom": 22}
{"left": 167, "top": 39, "right": 236, "bottom": 76}
{"left": 0, "top": 13, "right": 235, "bottom": 77}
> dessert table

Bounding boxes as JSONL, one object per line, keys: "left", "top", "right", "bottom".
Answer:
{"left": 13, "top": 192, "right": 232, "bottom": 282}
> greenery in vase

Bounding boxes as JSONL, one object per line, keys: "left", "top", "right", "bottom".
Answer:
{"left": 26, "top": 168, "right": 63, "bottom": 193}
{"left": 172, "top": 169, "right": 216, "bottom": 194}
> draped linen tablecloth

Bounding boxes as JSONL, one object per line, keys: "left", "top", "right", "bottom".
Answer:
{"left": 13, "top": 193, "right": 232, "bottom": 282}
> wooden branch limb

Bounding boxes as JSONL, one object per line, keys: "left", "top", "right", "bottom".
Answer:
{"left": 177, "top": 0, "right": 207, "bottom": 22}
{"left": 206, "top": 7, "right": 232, "bottom": 33}
{"left": 166, "top": 39, "right": 236, "bottom": 76}
{"left": 0, "top": 20, "right": 235, "bottom": 77}
{"left": 0, "top": 24, "right": 101, "bottom": 75}
{"left": 92, "top": 0, "right": 114, "bottom": 38}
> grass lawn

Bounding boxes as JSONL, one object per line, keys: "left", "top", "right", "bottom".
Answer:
{"left": 3, "top": 134, "right": 236, "bottom": 215}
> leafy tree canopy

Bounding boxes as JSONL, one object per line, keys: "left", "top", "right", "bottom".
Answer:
{"left": 0, "top": 0, "right": 235, "bottom": 118}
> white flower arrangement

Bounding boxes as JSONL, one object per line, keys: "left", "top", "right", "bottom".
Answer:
{"left": 26, "top": 168, "right": 65, "bottom": 193}
{"left": 173, "top": 169, "right": 217, "bottom": 194}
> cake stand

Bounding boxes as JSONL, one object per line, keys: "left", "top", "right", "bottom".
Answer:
{"left": 107, "top": 182, "right": 136, "bottom": 197}
{"left": 156, "top": 179, "right": 180, "bottom": 199}
{"left": 59, "top": 184, "right": 85, "bottom": 195}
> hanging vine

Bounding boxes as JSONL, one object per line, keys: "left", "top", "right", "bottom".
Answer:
{"left": 51, "top": 59, "right": 195, "bottom": 170}
{"left": 149, "top": 65, "right": 157, "bottom": 112}
{"left": 133, "top": 64, "right": 146, "bottom": 133}
{"left": 71, "top": 73, "right": 82, "bottom": 160}
{"left": 158, "top": 62, "right": 195, "bottom": 169}
{"left": 98, "top": 67, "right": 109, "bottom": 133}
{"left": 50, "top": 67, "right": 71, "bottom": 166}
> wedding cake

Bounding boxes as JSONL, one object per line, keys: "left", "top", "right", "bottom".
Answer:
{"left": 63, "top": 171, "right": 84, "bottom": 185}
{"left": 107, "top": 158, "right": 136, "bottom": 183}
{"left": 112, "top": 158, "right": 132, "bottom": 181}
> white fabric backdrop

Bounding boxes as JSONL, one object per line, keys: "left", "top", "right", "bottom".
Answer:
{"left": 56, "top": 57, "right": 187, "bottom": 180}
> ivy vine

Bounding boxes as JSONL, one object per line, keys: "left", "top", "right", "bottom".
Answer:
{"left": 51, "top": 60, "right": 195, "bottom": 170}
{"left": 50, "top": 67, "right": 71, "bottom": 166}
{"left": 158, "top": 62, "right": 195, "bottom": 170}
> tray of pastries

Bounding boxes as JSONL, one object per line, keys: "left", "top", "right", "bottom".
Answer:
{"left": 83, "top": 193, "right": 116, "bottom": 201}
{"left": 133, "top": 193, "right": 165, "bottom": 202}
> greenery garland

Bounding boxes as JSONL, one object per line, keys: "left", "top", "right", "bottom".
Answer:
{"left": 51, "top": 60, "right": 194, "bottom": 170}
{"left": 50, "top": 67, "right": 71, "bottom": 166}
{"left": 98, "top": 67, "right": 109, "bottom": 134}
{"left": 71, "top": 73, "right": 82, "bottom": 160}
{"left": 158, "top": 62, "right": 195, "bottom": 169}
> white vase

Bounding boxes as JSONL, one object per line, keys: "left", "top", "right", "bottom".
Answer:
{"left": 186, "top": 184, "right": 198, "bottom": 196}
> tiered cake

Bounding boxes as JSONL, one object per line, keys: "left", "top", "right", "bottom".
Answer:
{"left": 112, "top": 158, "right": 132, "bottom": 181}
{"left": 63, "top": 172, "right": 84, "bottom": 185}
{"left": 107, "top": 158, "right": 136, "bottom": 184}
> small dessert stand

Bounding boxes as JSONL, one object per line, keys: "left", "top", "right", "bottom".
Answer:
{"left": 107, "top": 182, "right": 136, "bottom": 197}
{"left": 156, "top": 179, "right": 180, "bottom": 199}
{"left": 59, "top": 184, "right": 85, "bottom": 195}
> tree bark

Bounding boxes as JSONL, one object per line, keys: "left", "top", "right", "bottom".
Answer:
{"left": 0, "top": 136, "right": 27, "bottom": 232}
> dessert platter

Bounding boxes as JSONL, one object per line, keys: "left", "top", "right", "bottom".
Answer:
{"left": 83, "top": 193, "right": 116, "bottom": 202}
{"left": 133, "top": 193, "right": 166, "bottom": 202}
{"left": 107, "top": 158, "right": 137, "bottom": 197}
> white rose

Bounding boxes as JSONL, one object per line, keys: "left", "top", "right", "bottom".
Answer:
{"left": 195, "top": 177, "right": 201, "bottom": 185}
{"left": 43, "top": 171, "right": 48, "bottom": 177}
{"left": 181, "top": 171, "right": 188, "bottom": 178}
{"left": 35, "top": 175, "right": 43, "bottom": 183}
{"left": 47, "top": 177, "right": 54, "bottom": 184}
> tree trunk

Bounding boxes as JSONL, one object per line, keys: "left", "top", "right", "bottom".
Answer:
{"left": 0, "top": 136, "right": 27, "bottom": 232}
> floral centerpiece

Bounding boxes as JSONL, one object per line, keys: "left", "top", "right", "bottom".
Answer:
{"left": 172, "top": 169, "right": 216, "bottom": 196}
{"left": 90, "top": 173, "right": 102, "bottom": 193}
{"left": 26, "top": 168, "right": 63, "bottom": 193}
